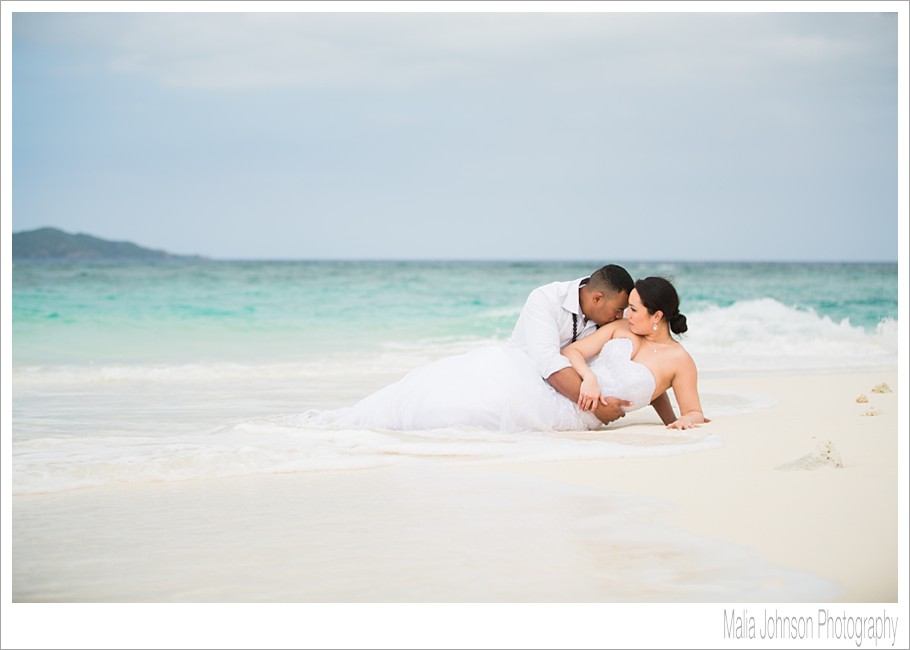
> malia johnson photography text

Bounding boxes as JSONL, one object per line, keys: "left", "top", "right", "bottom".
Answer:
{"left": 724, "top": 609, "right": 899, "bottom": 646}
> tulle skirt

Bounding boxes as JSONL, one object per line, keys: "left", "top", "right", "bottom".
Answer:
{"left": 317, "top": 345, "right": 602, "bottom": 432}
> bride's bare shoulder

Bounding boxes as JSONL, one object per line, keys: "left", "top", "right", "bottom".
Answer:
{"left": 669, "top": 342, "right": 697, "bottom": 368}
{"left": 606, "top": 319, "right": 633, "bottom": 336}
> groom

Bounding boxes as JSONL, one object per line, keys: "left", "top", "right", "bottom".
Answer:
{"left": 509, "top": 264, "right": 674, "bottom": 426}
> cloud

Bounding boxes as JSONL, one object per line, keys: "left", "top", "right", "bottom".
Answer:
{"left": 10, "top": 8, "right": 898, "bottom": 261}
{"left": 15, "top": 11, "right": 895, "bottom": 92}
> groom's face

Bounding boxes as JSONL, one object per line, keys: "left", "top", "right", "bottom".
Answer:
{"left": 588, "top": 290, "right": 630, "bottom": 326}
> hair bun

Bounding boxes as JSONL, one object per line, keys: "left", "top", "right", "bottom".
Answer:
{"left": 670, "top": 312, "right": 688, "bottom": 335}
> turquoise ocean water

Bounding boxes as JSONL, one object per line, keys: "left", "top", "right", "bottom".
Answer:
{"left": 11, "top": 260, "right": 899, "bottom": 495}
{"left": 10, "top": 259, "right": 899, "bottom": 603}
{"left": 12, "top": 259, "right": 897, "bottom": 365}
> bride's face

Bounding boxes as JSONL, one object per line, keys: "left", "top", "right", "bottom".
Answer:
{"left": 625, "top": 289, "right": 654, "bottom": 334}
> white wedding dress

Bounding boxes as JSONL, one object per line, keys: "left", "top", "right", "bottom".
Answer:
{"left": 308, "top": 337, "right": 656, "bottom": 433}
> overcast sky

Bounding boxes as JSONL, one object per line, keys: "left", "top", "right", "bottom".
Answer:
{"left": 6, "top": 3, "right": 904, "bottom": 261}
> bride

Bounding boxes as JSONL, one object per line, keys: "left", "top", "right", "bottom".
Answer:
{"left": 562, "top": 276, "right": 705, "bottom": 430}
{"left": 314, "top": 276, "right": 705, "bottom": 432}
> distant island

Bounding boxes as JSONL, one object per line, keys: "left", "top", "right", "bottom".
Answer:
{"left": 12, "top": 227, "right": 206, "bottom": 261}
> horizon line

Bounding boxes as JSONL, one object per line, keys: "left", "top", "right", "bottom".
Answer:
{"left": 11, "top": 256, "right": 901, "bottom": 265}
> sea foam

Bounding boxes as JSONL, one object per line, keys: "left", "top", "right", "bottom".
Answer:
{"left": 11, "top": 299, "right": 897, "bottom": 495}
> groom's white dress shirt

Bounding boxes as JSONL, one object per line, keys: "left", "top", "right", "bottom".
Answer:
{"left": 508, "top": 277, "right": 597, "bottom": 380}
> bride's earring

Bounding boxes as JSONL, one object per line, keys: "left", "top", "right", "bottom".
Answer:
{"left": 652, "top": 322, "right": 658, "bottom": 331}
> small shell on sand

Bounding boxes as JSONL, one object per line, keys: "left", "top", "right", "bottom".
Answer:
{"left": 775, "top": 440, "right": 843, "bottom": 471}
{"left": 871, "top": 383, "right": 892, "bottom": 394}
{"left": 855, "top": 394, "right": 869, "bottom": 403}
{"left": 862, "top": 407, "right": 881, "bottom": 417}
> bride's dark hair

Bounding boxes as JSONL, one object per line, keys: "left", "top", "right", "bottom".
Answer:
{"left": 634, "top": 277, "right": 688, "bottom": 335}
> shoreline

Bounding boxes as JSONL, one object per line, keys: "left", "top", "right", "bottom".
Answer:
{"left": 7, "top": 368, "right": 904, "bottom": 647}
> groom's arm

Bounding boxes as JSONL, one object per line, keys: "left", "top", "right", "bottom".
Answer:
{"left": 547, "top": 367, "right": 630, "bottom": 424}
{"left": 515, "top": 289, "right": 576, "bottom": 381}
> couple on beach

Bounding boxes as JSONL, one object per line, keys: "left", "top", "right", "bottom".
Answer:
{"left": 319, "top": 264, "right": 706, "bottom": 433}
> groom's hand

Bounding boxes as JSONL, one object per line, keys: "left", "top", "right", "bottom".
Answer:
{"left": 547, "top": 367, "right": 630, "bottom": 424}
{"left": 595, "top": 397, "right": 632, "bottom": 424}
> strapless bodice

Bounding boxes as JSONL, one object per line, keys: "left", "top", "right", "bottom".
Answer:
{"left": 588, "top": 337, "right": 656, "bottom": 412}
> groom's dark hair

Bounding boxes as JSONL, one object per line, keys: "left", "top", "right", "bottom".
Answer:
{"left": 588, "top": 264, "right": 634, "bottom": 296}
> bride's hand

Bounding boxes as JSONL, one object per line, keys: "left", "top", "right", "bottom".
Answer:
{"left": 577, "top": 377, "right": 602, "bottom": 412}
{"left": 666, "top": 417, "right": 701, "bottom": 430}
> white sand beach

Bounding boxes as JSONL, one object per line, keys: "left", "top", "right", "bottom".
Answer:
{"left": 489, "top": 369, "right": 902, "bottom": 604}
{"left": 8, "top": 368, "right": 905, "bottom": 649}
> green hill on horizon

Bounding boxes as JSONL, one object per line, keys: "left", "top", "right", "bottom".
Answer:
{"left": 12, "top": 227, "right": 205, "bottom": 261}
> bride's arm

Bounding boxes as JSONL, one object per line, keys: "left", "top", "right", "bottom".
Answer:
{"left": 650, "top": 392, "right": 677, "bottom": 426}
{"left": 666, "top": 354, "right": 706, "bottom": 430}
{"left": 560, "top": 325, "right": 614, "bottom": 412}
